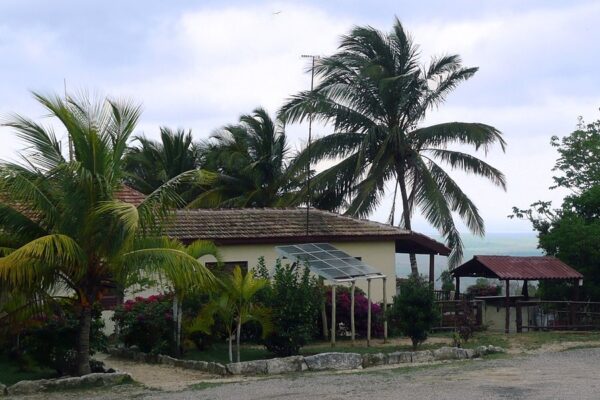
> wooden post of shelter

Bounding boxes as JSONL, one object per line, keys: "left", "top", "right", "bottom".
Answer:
{"left": 522, "top": 280, "right": 529, "bottom": 299}
{"left": 367, "top": 278, "right": 372, "bottom": 347}
{"left": 505, "top": 279, "right": 510, "bottom": 334}
{"left": 454, "top": 276, "right": 461, "bottom": 300}
{"left": 350, "top": 280, "right": 356, "bottom": 346}
{"left": 383, "top": 277, "right": 388, "bottom": 343}
{"left": 331, "top": 285, "right": 336, "bottom": 347}
{"left": 429, "top": 254, "right": 435, "bottom": 285}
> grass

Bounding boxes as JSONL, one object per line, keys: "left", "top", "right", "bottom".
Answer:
{"left": 182, "top": 331, "right": 600, "bottom": 364}
{"left": 0, "top": 355, "right": 57, "bottom": 385}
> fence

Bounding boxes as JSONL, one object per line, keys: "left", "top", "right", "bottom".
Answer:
{"left": 516, "top": 300, "right": 600, "bottom": 332}
{"left": 434, "top": 299, "right": 483, "bottom": 330}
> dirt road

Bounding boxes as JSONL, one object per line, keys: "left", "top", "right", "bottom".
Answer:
{"left": 9, "top": 347, "right": 600, "bottom": 399}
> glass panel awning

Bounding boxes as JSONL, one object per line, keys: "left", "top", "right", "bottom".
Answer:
{"left": 275, "top": 243, "right": 385, "bottom": 282}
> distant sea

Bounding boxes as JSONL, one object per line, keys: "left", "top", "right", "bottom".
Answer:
{"left": 395, "top": 232, "right": 542, "bottom": 288}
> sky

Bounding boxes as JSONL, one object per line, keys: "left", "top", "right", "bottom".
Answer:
{"left": 0, "top": 0, "right": 599, "bottom": 235}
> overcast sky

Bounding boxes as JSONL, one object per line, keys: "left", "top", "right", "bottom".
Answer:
{"left": 0, "top": 0, "right": 598, "bottom": 235}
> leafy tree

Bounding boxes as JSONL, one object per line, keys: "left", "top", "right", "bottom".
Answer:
{"left": 192, "top": 108, "right": 302, "bottom": 208}
{"left": 388, "top": 276, "right": 439, "bottom": 349}
{"left": 259, "top": 260, "right": 321, "bottom": 357}
{"left": 280, "top": 18, "right": 506, "bottom": 270}
{"left": 511, "top": 117, "right": 600, "bottom": 300}
{"left": 190, "top": 266, "right": 271, "bottom": 362}
{"left": 124, "top": 127, "right": 205, "bottom": 201}
{"left": 0, "top": 92, "right": 216, "bottom": 375}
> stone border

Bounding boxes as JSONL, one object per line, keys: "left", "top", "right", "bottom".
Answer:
{"left": 1, "top": 372, "right": 132, "bottom": 396}
{"left": 107, "top": 344, "right": 504, "bottom": 377}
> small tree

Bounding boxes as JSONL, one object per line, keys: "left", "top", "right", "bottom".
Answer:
{"left": 262, "top": 260, "right": 320, "bottom": 357}
{"left": 190, "top": 266, "right": 271, "bottom": 363}
{"left": 388, "top": 276, "right": 439, "bottom": 349}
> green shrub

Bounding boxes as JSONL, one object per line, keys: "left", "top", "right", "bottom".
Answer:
{"left": 20, "top": 302, "right": 107, "bottom": 375}
{"left": 260, "top": 259, "right": 320, "bottom": 357}
{"left": 113, "top": 294, "right": 175, "bottom": 354}
{"left": 388, "top": 276, "right": 439, "bottom": 349}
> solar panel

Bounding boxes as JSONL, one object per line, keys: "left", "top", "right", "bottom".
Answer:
{"left": 275, "top": 243, "right": 385, "bottom": 282}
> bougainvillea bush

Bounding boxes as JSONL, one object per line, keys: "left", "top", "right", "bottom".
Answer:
{"left": 113, "top": 294, "right": 175, "bottom": 354}
{"left": 323, "top": 286, "right": 384, "bottom": 338}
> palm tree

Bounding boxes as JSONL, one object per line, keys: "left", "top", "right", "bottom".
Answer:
{"left": 190, "top": 266, "right": 271, "bottom": 363}
{"left": 124, "top": 127, "right": 203, "bottom": 200}
{"left": 280, "top": 18, "right": 506, "bottom": 269}
{"left": 191, "top": 107, "right": 302, "bottom": 208}
{"left": 0, "top": 92, "right": 216, "bottom": 375}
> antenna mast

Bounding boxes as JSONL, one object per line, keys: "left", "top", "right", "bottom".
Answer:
{"left": 301, "top": 54, "right": 319, "bottom": 236}
{"left": 64, "top": 78, "right": 73, "bottom": 161}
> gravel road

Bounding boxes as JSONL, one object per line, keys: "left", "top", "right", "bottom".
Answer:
{"left": 10, "top": 347, "right": 600, "bottom": 400}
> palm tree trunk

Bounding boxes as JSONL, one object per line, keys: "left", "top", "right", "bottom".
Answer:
{"left": 397, "top": 175, "right": 418, "bottom": 276}
{"left": 236, "top": 317, "right": 242, "bottom": 363}
{"left": 76, "top": 306, "right": 92, "bottom": 376}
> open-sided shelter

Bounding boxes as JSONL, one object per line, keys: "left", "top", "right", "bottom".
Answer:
{"left": 451, "top": 255, "right": 583, "bottom": 333}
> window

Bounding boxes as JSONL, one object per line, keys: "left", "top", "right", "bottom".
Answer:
{"left": 206, "top": 261, "right": 249, "bottom": 274}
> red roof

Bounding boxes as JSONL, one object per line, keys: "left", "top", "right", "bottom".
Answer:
{"left": 452, "top": 255, "right": 583, "bottom": 280}
{"left": 114, "top": 185, "right": 146, "bottom": 207}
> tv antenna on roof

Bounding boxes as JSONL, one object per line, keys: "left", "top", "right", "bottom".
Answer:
{"left": 301, "top": 54, "right": 320, "bottom": 236}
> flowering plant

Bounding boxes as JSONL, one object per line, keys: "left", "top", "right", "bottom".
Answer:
{"left": 324, "top": 286, "right": 384, "bottom": 338}
{"left": 113, "top": 294, "right": 175, "bottom": 354}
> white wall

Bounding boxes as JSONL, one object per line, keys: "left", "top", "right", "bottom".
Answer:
{"left": 203, "top": 240, "right": 397, "bottom": 302}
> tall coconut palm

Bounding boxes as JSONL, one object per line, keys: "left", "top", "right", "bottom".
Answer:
{"left": 191, "top": 107, "right": 302, "bottom": 208}
{"left": 0, "top": 92, "right": 216, "bottom": 375}
{"left": 280, "top": 18, "right": 506, "bottom": 269}
{"left": 124, "top": 127, "right": 203, "bottom": 200}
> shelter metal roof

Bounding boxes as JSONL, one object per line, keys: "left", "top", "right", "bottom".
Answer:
{"left": 451, "top": 255, "right": 583, "bottom": 281}
{"left": 275, "top": 243, "right": 384, "bottom": 283}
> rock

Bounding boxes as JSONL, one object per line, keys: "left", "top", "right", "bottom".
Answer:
{"left": 158, "top": 355, "right": 178, "bottom": 366}
{"left": 6, "top": 373, "right": 132, "bottom": 395}
{"left": 463, "top": 348, "right": 475, "bottom": 359}
{"left": 190, "top": 360, "right": 210, "bottom": 371}
{"left": 266, "top": 356, "right": 307, "bottom": 374}
{"left": 362, "top": 353, "right": 387, "bottom": 368}
{"left": 129, "top": 345, "right": 140, "bottom": 353}
{"left": 209, "top": 362, "right": 228, "bottom": 376}
{"left": 433, "top": 347, "right": 459, "bottom": 360}
{"left": 0, "top": 382, "right": 6, "bottom": 396}
{"left": 7, "top": 380, "right": 49, "bottom": 395}
{"left": 473, "top": 345, "right": 488, "bottom": 357}
{"left": 489, "top": 345, "right": 505, "bottom": 354}
{"left": 387, "top": 351, "right": 412, "bottom": 364}
{"left": 226, "top": 360, "right": 268, "bottom": 375}
{"left": 304, "top": 352, "right": 363, "bottom": 371}
{"left": 411, "top": 350, "right": 434, "bottom": 363}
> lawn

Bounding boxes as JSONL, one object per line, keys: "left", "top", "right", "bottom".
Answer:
{"left": 183, "top": 331, "right": 600, "bottom": 364}
{"left": 0, "top": 355, "right": 57, "bottom": 385}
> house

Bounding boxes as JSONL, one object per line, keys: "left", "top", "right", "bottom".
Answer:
{"left": 166, "top": 207, "right": 450, "bottom": 301}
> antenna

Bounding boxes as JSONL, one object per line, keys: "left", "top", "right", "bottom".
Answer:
{"left": 301, "top": 55, "right": 320, "bottom": 236}
{"left": 64, "top": 78, "right": 73, "bottom": 162}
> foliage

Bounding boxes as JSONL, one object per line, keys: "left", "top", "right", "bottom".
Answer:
{"left": 261, "top": 259, "right": 321, "bottom": 357}
{"left": 0, "top": 92, "right": 216, "bottom": 375}
{"left": 549, "top": 117, "right": 600, "bottom": 192}
{"left": 124, "top": 127, "right": 205, "bottom": 200}
{"left": 466, "top": 278, "right": 501, "bottom": 297}
{"left": 454, "top": 300, "right": 478, "bottom": 345}
{"left": 388, "top": 276, "right": 439, "bottom": 349}
{"left": 323, "top": 286, "right": 383, "bottom": 338}
{"left": 280, "top": 18, "right": 506, "bottom": 269}
{"left": 188, "top": 266, "right": 271, "bottom": 362}
{"left": 511, "top": 117, "right": 600, "bottom": 301}
{"left": 192, "top": 108, "right": 303, "bottom": 208}
{"left": 438, "top": 270, "right": 455, "bottom": 292}
{"left": 16, "top": 301, "right": 106, "bottom": 375}
{"left": 113, "top": 294, "right": 175, "bottom": 355}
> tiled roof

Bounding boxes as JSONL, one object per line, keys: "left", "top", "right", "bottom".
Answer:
{"left": 114, "top": 185, "right": 146, "bottom": 206}
{"left": 167, "top": 208, "right": 450, "bottom": 255}
{"left": 452, "top": 255, "right": 583, "bottom": 280}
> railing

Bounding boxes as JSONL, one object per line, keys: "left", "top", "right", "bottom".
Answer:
{"left": 516, "top": 300, "right": 600, "bottom": 332}
{"left": 434, "top": 299, "right": 483, "bottom": 330}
